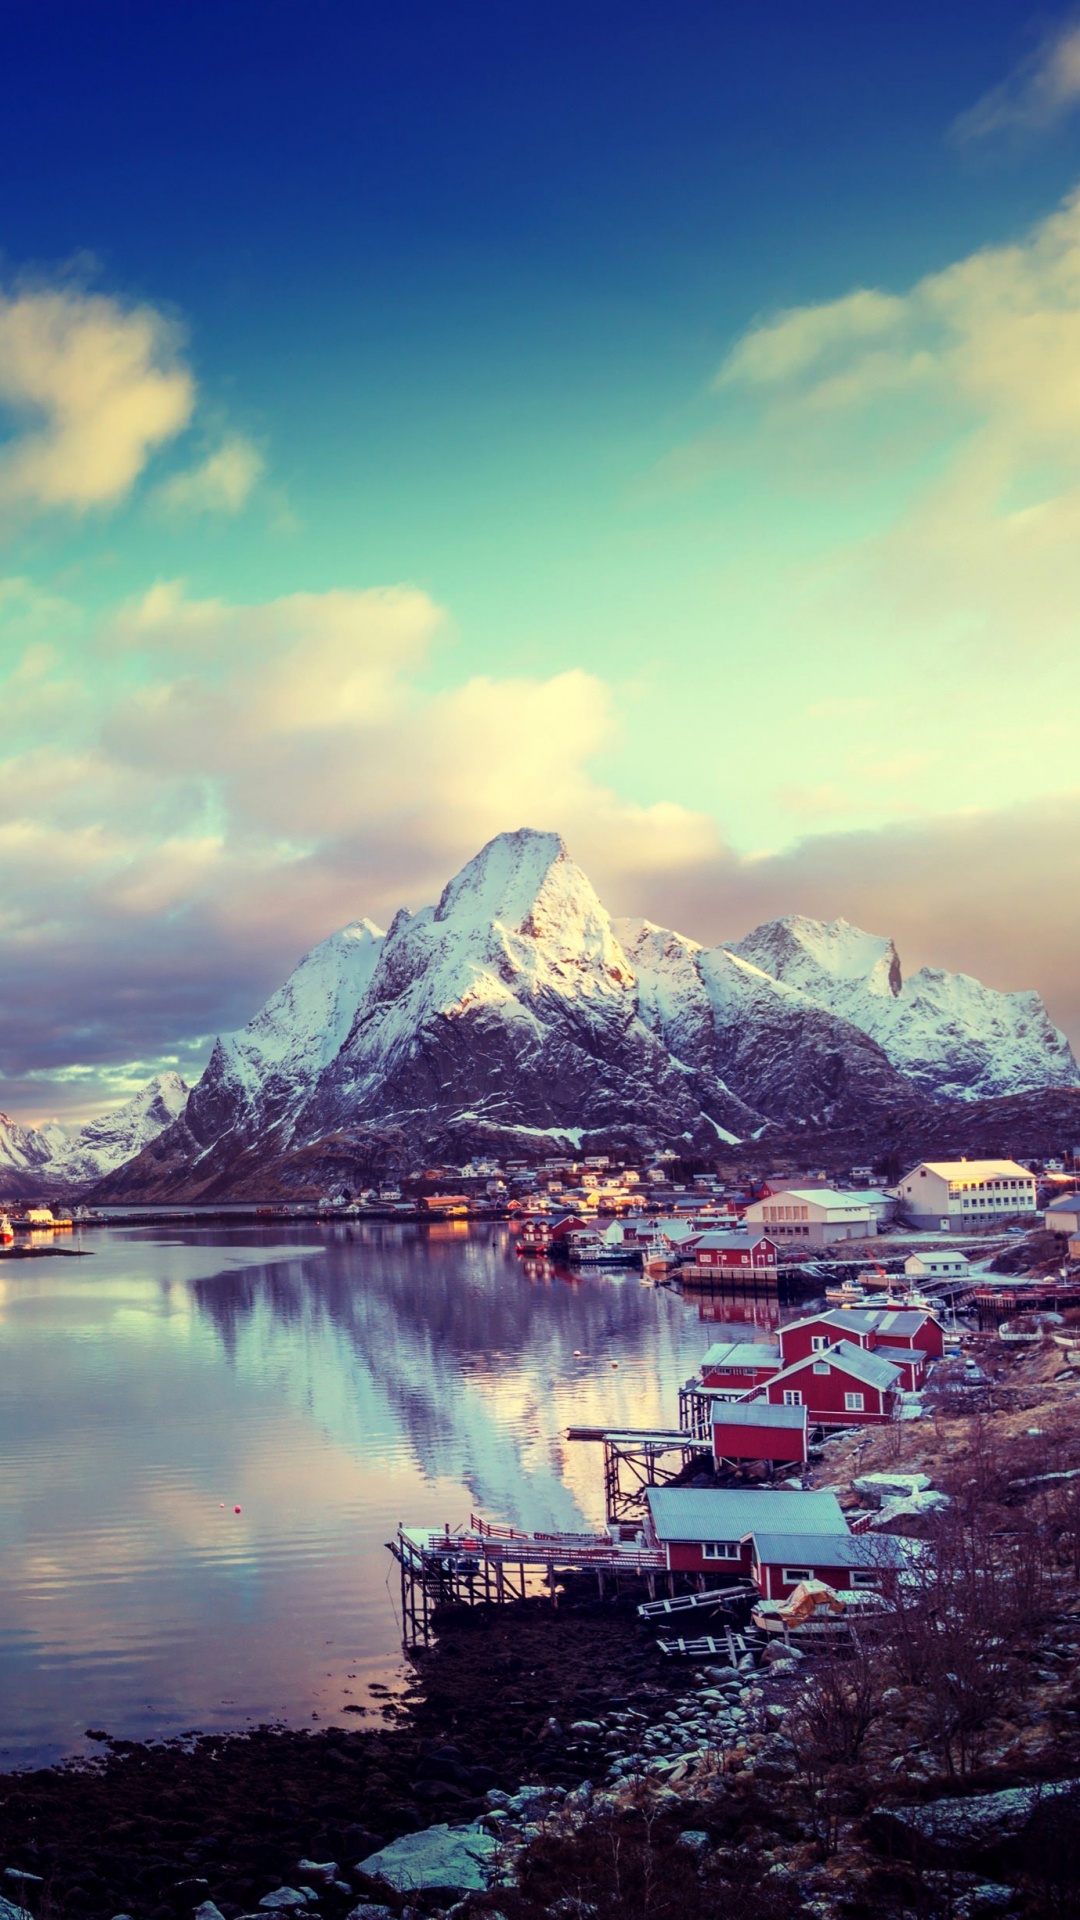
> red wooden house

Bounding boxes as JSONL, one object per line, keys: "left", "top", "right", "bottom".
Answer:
{"left": 701, "top": 1339, "right": 781, "bottom": 1394}
{"left": 748, "top": 1527, "right": 906, "bottom": 1601}
{"left": 681, "top": 1232, "right": 779, "bottom": 1280}
{"left": 747, "top": 1338, "right": 904, "bottom": 1426}
{"left": 545, "top": 1214, "right": 586, "bottom": 1246}
{"left": 644, "top": 1485, "right": 848, "bottom": 1578}
{"left": 711, "top": 1398, "right": 808, "bottom": 1468}
{"left": 778, "top": 1307, "right": 942, "bottom": 1372}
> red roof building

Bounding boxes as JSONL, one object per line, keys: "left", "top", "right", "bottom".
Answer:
{"left": 711, "top": 1398, "right": 808, "bottom": 1468}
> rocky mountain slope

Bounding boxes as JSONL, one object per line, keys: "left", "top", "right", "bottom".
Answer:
{"left": 0, "top": 1072, "right": 190, "bottom": 1197}
{"left": 728, "top": 915, "right": 1078, "bottom": 1100}
{"left": 95, "top": 829, "right": 1079, "bottom": 1201}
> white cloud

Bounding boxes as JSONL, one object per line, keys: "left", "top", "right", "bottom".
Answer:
{"left": 709, "top": 183, "right": 1080, "bottom": 673}
{"left": 954, "top": 16, "right": 1080, "bottom": 141}
{"left": 0, "top": 287, "right": 193, "bottom": 512}
{"left": 716, "top": 288, "right": 906, "bottom": 389}
{"left": 155, "top": 435, "right": 264, "bottom": 516}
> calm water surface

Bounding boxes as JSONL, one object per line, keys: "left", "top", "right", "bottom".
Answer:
{"left": 0, "top": 1221, "right": 790, "bottom": 1767}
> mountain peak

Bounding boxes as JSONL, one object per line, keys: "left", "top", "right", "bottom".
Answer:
{"left": 433, "top": 829, "right": 570, "bottom": 929}
{"left": 732, "top": 914, "right": 902, "bottom": 999}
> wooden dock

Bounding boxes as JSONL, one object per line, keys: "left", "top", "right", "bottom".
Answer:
{"left": 388, "top": 1516, "right": 668, "bottom": 1647}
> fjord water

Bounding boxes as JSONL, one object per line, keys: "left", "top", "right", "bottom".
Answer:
{"left": 0, "top": 1222, "right": 781, "bottom": 1768}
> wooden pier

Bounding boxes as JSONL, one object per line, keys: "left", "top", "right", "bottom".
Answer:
{"left": 388, "top": 1516, "right": 667, "bottom": 1648}
{"left": 565, "top": 1425, "right": 711, "bottom": 1525}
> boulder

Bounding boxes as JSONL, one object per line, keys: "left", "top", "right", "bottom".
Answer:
{"left": 356, "top": 1823, "right": 498, "bottom": 1896}
{"left": 258, "top": 1893, "right": 310, "bottom": 1911}
{"left": 853, "top": 1472, "right": 932, "bottom": 1507}
{"left": 675, "top": 1830, "right": 710, "bottom": 1857}
{"left": 872, "top": 1490, "right": 949, "bottom": 1530}
{"left": 871, "top": 1780, "right": 1080, "bottom": 1862}
{"left": 295, "top": 1863, "right": 338, "bottom": 1886}
{"left": 0, "top": 1901, "right": 33, "bottom": 1920}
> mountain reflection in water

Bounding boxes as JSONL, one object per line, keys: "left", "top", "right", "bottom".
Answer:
{"left": 0, "top": 1221, "right": 789, "bottom": 1767}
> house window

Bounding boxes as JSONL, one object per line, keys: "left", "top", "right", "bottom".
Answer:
{"left": 811, "top": 1335, "right": 829, "bottom": 1351}
{"left": 851, "top": 1570, "right": 880, "bottom": 1589}
{"left": 813, "top": 1362, "right": 830, "bottom": 1375}
{"left": 844, "top": 1391, "right": 865, "bottom": 1411}
{"left": 782, "top": 1567, "right": 814, "bottom": 1585}
{"left": 782, "top": 1390, "right": 803, "bottom": 1406}
{"left": 702, "top": 1541, "right": 741, "bottom": 1560}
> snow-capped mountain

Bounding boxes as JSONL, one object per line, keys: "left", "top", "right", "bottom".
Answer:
{"left": 727, "top": 916, "right": 1080, "bottom": 1101}
{"left": 617, "top": 918, "right": 917, "bottom": 1128}
{"left": 0, "top": 1113, "right": 67, "bottom": 1179}
{"left": 97, "top": 831, "right": 1079, "bottom": 1200}
{"left": 192, "top": 921, "right": 385, "bottom": 1140}
{"left": 0, "top": 1072, "right": 190, "bottom": 1196}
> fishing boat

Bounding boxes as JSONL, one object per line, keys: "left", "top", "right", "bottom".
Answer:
{"left": 824, "top": 1278, "right": 866, "bottom": 1305}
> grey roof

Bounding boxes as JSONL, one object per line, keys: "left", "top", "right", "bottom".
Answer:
{"left": 646, "top": 1486, "right": 845, "bottom": 1542}
{"left": 823, "top": 1340, "right": 905, "bottom": 1390}
{"left": 701, "top": 1341, "right": 780, "bottom": 1369}
{"left": 709, "top": 1400, "right": 807, "bottom": 1430}
{"left": 788, "top": 1307, "right": 934, "bottom": 1339}
{"left": 749, "top": 1530, "right": 906, "bottom": 1567}
{"left": 766, "top": 1338, "right": 903, "bottom": 1394}
{"left": 692, "top": 1230, "right": 775, "bottom": 1250}
{"left": 1046, "top": 1194, "right": 1080, "bottom": 1213}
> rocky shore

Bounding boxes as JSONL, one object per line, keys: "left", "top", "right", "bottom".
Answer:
{"left": 5, "top": 1327, "right": 1080, "bottom": 1920}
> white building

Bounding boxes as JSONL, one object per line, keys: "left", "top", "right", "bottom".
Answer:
{"left": 896, "top": 1160, "right": 1036, "bottom": 1233}
{"left": 1044, "top": 1194, "right": 1080, "bottom": 1236}
{"left": 904, "top": 1249, "right": 971, "bottom": 1278}
{"left": 744, "top": 1188, "right": 874, "bottom": 1245}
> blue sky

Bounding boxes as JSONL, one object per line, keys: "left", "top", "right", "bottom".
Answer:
{"left": 3, "top": 0, "right": 1080, "bottom": 1122}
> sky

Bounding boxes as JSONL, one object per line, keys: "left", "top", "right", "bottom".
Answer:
{"left": 3, "top": 0, "right": 1080, "bottom": 1125}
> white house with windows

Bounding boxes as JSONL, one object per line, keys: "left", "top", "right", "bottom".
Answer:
{"left": 903, "top": 1249, "right": 971, "bottom": 1278}
{"left": 744, "top": 1187, "right": 874, "bottom": 1245}
{"left": 895, "top": 1160, "right": 1037, "bottom": 1233}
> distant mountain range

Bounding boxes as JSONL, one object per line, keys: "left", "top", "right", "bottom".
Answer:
{"left": 0, "top": 1073, "right": 189, "bottom": 1198}
{"left": 77, "top": 828, "right": 1078, "bottom": 1202}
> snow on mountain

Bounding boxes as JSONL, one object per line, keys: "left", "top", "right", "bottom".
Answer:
{"left": 46, "top": 1073, "right": 192, "bottom": 1185}
{"left": 617, "top": 917, "right": 917, "bottom": 1127}
{"left": 305, "top": 830, "right": 707, "bottom": 1143}
{"left": 728, "top": 915, "right": 1080, "bottom": 1100}
{"left": 96, "top": 832, "right": 1080, "bottom": 1199}
{"left": 0, "top": 1072, "right": 190, "bottom": 1194}
{"left": 189, "top": 919, "right": 386, "bottom": 1141}
{"left": 0, "top": 1113, "right": 65, "bottom": 1177}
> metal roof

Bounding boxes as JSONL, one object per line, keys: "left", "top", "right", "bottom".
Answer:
{"left": 825, "top": 1339, "right": 905, "bottom": 1389}
{"left": 709, "top": 1400, "right": 807, "bottom": 1430}
{"left": 753, "top": 1188, "right": 871, "bottom": 1211}
{"left": 906, "top": 1159, "right": 1033, "bottom": 1180}
{"left": 765, "top": 1338, "right": 903, "bottom": 1394}
{"left": 834, "top": 1308, "right": 938, "bottom": 1337}
{"left": 645, "top": 1486, "right": 845, "bottom": 1542}
{"left": 702, "top": 1341, "right": 781, "bottom": 1370}
{"left": 1046, "top": 1195, "right": 1080, "bottom": 1213}
{"left": 692, "top": 1230, "right": 774, "bottom": 1249}
{"left": 749, "top": 1530, "right": 906, "bottom": 1567}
